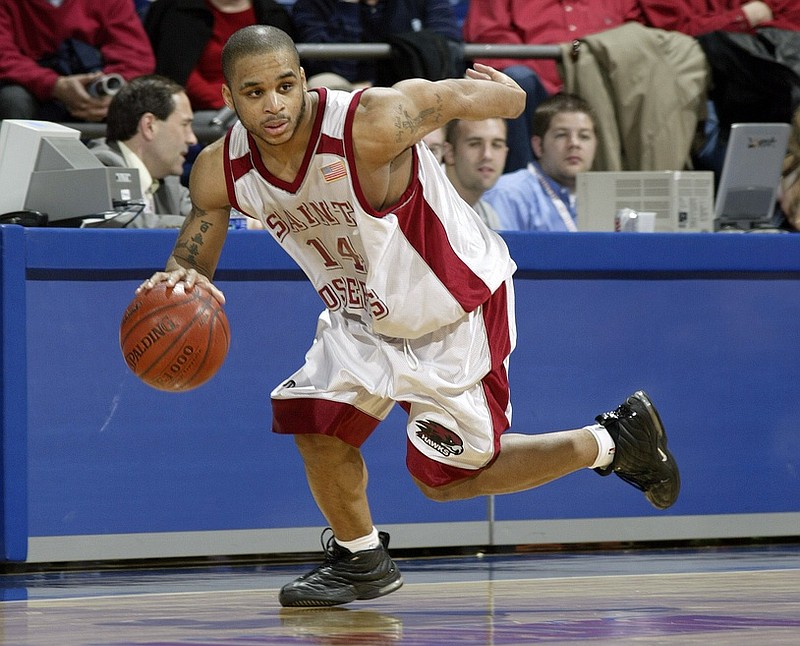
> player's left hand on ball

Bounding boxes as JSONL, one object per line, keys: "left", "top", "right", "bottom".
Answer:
{"left": 137, "top": 267, "right": 226, "bottom": 305}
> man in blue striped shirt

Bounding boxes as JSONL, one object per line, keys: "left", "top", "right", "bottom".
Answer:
{"left": 483, "top": 93, "right": 598, "bottom": 232}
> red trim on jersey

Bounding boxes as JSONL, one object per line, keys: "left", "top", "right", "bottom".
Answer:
{"left": 343, "top": 90, "right": 420, "bottom": 219}
{"left": 223, "top": 128, "right": 247, "bottom": 214}
{"left": 343, "top": 90, "right": 376, "bottom": 214}
{"left": 341, "top": 91, "right": 492, "bottom": 313}
{"left": 399, "top": 196, "right": 493, "bottom": 313}
{"left": 245, "top": 88, "right": 329, "bottom": 194}
{"left": 272, "top": 397, "right": 381, "bottom": 448}
{"left": 228, "top": 153, "right": 253, "bottom": 182}
{"left": 318, "top": 134, "right": 345, "bottom": 156}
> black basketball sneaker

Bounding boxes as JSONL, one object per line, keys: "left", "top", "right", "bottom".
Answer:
{"left": 279, "top": 529, "right": 403, "bottom": 607}
{"left": 594, "top": 390, "right": 680, "bottom": 510}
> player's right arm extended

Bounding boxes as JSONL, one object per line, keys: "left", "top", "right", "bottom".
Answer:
{"left": 355, "top": 63, "right": 525, "bottom": 164}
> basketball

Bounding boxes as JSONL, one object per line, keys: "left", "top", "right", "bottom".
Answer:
{"left": 119, "top": 282, "right": 230, "bottom": 392}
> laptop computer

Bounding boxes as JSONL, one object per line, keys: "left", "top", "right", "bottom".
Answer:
{"left": 714, "top": 122, "right": 791, "bottom": 231}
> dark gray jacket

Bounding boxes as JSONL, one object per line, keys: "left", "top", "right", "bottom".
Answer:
{"left": 87, "top": 138, "right": 190, "bottom": 228}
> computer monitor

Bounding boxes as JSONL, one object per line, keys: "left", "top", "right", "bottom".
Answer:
{"left": 0, "top": 119, "right": 141, "bottom": 222}
{"left": 0, "top": 120, "right": 80, "bottom": 215}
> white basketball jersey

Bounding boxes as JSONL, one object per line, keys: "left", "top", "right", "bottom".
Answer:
{"left": 224, "top": 88, "right": 516, "bottom": 339}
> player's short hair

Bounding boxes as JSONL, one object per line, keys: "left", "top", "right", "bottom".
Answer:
{"left": 531, "top": 93, "right": 597, "bottom": 139}
{"left": 106, "top": 75, "right": 184, "bottom": 142}
{"left": 222, "top": 25, "right": 300, "bottom": 86}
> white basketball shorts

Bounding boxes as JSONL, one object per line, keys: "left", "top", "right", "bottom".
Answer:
{"left": 271, "top": 278, "right": 516, "bottom": 487}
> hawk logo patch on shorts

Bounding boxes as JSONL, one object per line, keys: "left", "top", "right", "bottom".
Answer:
{"left": 415, "top": 420, "right": 464, "bottom": 457}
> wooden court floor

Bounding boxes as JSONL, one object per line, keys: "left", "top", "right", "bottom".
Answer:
{"left": 1, "top": 542, "right": 799, "bottom": 645}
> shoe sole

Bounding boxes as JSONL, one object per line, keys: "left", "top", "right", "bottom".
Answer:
{"left": 279, "top": 574, "right": 404, "bottom": 608}
{"left": 628, "top": 390, "right": 680, "bottom": 510}
{"left": 357, "top": 575, "right": 404, "bottom": 601}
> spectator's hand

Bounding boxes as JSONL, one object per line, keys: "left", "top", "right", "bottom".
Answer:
{"left": 51, "top": 73, "right": 113, "bottom": 122}
{"left": 742, "top": 1, "right": 773, "bottom": 27}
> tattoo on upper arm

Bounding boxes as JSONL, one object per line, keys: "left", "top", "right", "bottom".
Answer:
{"left": 392, "top": 93, "right": 444, "bottom": 143}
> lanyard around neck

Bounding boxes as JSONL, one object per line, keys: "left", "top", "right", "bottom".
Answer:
{"left": 528, "top": 163, "right": 578, "bottom": 232}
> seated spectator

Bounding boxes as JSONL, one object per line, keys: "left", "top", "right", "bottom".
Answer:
{"left": 442, "top": 118, "right": 508, "bottom": 229}
{"left": 144, "top": 0, "right": 294, "bottom": 123}
{"left": 0, "top": 0, "right": 155, "bottom": 122}
{"left": 422, "top": 126, "right": 446, "bottom": 165}
{"left": 638, "top": 1, "right": 790, "bottom": 36}
{"left": 86, "top": 75, "right": 196, "bottom": 228}
{"left": 638, "top": 1, "right": 800, "bottom": 177}
{"left": 462, "top": 0, "right": 641, "bottom": 173}
{"left": 292, "top": 0, "right": 462, "bottom": 90}
{"left": 482, "top": 94, "right": 597, "bottom": 232}
{"left": 557, "top": 22, "right": 707, "bottom": 172}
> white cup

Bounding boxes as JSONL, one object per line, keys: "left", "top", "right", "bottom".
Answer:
{"left": 615, "top": 208, "right": 656, "bottom": 232}
{"left": 637, "top": 211, "right": 656, "bottom": 232}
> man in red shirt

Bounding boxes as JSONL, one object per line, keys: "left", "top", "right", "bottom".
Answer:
{"left": 463, "top": 1, "right": 643, "bottom": 172}
{"left": 0, "top": 0, "right": 155, "bottom": 122}
{"left": 464, "top": 1, "right": 643, "bottom": 96}
{"left": 638, "top": 1, "right": 800, "bottom": 36}
{"left": 640, "top": 1, "right": 800, "bottom": 176}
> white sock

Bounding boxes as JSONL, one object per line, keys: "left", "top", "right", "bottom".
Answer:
{"left": 585, "top": 423, "right": 615, "bottom": 469}
{"left": 334, "top": 527, "right": 380, "bottom": 553}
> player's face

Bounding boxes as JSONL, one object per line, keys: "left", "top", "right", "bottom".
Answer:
{"left": 149, "top": 92, "right": 196, "bottom": 179}
{"left": 222, "top": 50, "right": 307, "bottom": 146}
{"left": 533, "top": 112, "right": 597, "bottom": 188}
{"left": 446, "top": 119, "right": 508, "bottom": 193}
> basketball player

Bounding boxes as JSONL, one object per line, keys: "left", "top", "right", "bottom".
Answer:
{"left": 139, "top": 25, "right": 680, "bottom": 608}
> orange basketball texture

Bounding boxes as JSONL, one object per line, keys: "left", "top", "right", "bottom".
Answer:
{"left": 119, "top": 282, "right": 230, "bottom": 392}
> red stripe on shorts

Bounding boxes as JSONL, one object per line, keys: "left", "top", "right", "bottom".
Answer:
{"left": 272, "top": 397, "right": 381, "bottom": 448}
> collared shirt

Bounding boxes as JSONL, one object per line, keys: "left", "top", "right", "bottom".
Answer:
{"left": 118, "top": 141, "right": 158, "bottom": 213}
{"left": 482, "top": 162, "right": 578, "bottom": 232}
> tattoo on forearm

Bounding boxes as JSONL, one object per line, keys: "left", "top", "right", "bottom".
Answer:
{"left": 173, "top": 205, "right": 215, "bottom": 269}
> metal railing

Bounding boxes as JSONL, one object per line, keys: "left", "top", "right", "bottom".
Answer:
{"left": 62, "top": 43, "right": 561, "bottom": 141}
{"left": 296, "top": 43, "right": 562, "bottom": 61}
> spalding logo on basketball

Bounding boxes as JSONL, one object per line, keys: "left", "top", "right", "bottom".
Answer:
{"left": 119, "top": 282, "right": 230, "bottom": 392}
